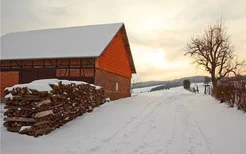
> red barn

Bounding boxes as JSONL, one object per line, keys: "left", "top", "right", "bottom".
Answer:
{"left": 0, "top": 23, "right": 136, "bottom": 100}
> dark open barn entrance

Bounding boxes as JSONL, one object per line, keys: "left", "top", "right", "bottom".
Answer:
{"left": 19, "top": 69, "right": 94, "bottom": 84}
{"left": 19, "top": 69, "right": 56, "bottom": 84}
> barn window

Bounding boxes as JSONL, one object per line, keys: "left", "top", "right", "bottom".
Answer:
{"left": 116, "top": 82, "right": 119, "bottom": 91}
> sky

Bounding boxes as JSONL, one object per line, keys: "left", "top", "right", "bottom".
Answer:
{"left": 1, "top": 0, "right": 246, "bottom": 82}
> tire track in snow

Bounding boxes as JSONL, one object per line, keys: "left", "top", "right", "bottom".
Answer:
{"left": 129, "top": 95, "right": 177, "bottom": 154}
{"left": 101, "top": 94, "right": 169, "bottom": 143}
{"left": 69, "top": 92, "right": 171, "bottom": 154}
{"left": 163, "top": 97, "right": 177, "bottom": 154}
{"left": 180, "top": 100, "right": 213, "bottom": 154}
{"left": 167, "top": 95, "right": 213, "bottom": 154}
{"left": 100, "top": 93, "right": 175, "bottom": 154}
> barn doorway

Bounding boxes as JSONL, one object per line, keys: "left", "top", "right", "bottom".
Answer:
{"left": 19, "top": 69, "right": 56, "bottom": 84}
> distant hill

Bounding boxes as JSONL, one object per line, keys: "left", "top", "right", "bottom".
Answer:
{"left": 132, "top": 76, "right": 209, "bottom": 89}
{"left": 221, "top": 75, "right": 246, "bottom": 81}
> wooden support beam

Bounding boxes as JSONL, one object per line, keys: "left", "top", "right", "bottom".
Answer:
{"left": 0, "top": 58, "right": 96, "bottom": 71}
{"left": 79, "top": 59, "right": 82, "bottom": 76}
{"left": 14, "top": 60, "right": 21, "bottom": 67}
{"left": 43, "top": 59, "right": 45, "bottom": 68}
{"left": 86, "top": 58, "right": 91, "bottom": 65}
{"left": 59, "top": 60, "right": 63, "bottom": 66}
{"left": 48, "top": 59, "right": 54, "bottom": 65}
{"left": 93, "top": 58, "right": 96, "bottom": 84}
{"left": 31, "top": 60, "right": 34, "bottom": 68}
{"left": 20, "top": 60, "right": 23, "bottom": 68}
{"left": 68, "top": 59, "right": 71, "bottom": 77}
{"left": 55, "top": 59, "right": 58, "bottom": 68}
{"left": 64, "top": 69, "right": 68, "bottom": 77}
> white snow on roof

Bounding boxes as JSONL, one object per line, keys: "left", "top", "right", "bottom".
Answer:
{"left": 0, "top": 23, "right": 123, "bottom": 60}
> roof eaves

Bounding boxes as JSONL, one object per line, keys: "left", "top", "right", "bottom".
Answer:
{"left": 0, "top": 56, "right": 99, "bottom": 61}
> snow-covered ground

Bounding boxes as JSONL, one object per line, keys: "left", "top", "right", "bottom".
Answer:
{"left": 1, "top": 86, "right": 246, "bottom": 154}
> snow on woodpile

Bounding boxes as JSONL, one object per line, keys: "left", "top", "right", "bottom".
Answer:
{"left": 3, "top": 79, "right": 105, "bottom": 137}
{"left": 214, "top": 80, "right": 246, "bottom": 111}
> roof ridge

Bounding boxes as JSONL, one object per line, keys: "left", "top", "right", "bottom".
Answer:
{"left": 3, "top": 22, "right": 124, "bottom": 36}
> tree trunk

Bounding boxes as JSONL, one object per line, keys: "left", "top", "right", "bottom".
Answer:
{"left": 211, "top": 75, "right": 217, "bottom": 88}
{"left": 212, "top": 79, "right": 217, "bottom": 88}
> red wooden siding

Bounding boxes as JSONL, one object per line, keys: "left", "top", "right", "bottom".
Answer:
{"left": 0, "top": 72, "right": 19, "bottom": 97}
{"left": 95, "top": 68, "right": 131, "bottom": 100}
{"left": 97, "top": 29, "right": 132, "bottom": 78}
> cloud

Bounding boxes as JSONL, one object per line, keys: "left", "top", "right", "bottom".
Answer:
{"left": 1, "top": 0, "right": 245, "bottom": 81}
{"left": 44, "top": 6, "right": 68, "bottom": 16}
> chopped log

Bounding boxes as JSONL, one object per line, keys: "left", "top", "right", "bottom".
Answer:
{"left": 12, "top": 96, "right": 40, "bottom": 101}
{"left": 19, "top": 126, "right": 32, "bottom": 134}
{"left": 35, "top": 99, "right": 51, "bottom": 107}
{"left": 34, "top": 127, "right": 52, "bottom": 136}
{"left": 49, "top": 103, "right": 63, "bottom": 109}
{"left": 4, "top": 117, "right": 36, "bottom": 122}
{"left": 7, "top": 127, "right": 21, "bottom": 133}
{"left": 19, "top": 128, "right": 32, "bottom": 134}
{"left": 33, "top": 121, "right": 50, "bottom": 126}
{"left": 32, "top": 110, "right": 54, "bottom": 118}
{"left": 4, "top": 106, "right": 33, "bottom": 111}
{"left": 4, "top": 121, "right": 33, "bottom": 127}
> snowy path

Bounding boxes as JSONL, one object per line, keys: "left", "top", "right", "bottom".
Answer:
{"left": 1, "top": 87, "right": 246, "bottom": 154}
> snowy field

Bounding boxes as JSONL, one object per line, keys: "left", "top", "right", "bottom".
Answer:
{"left": 132, "top": 85, "right": 160, "bottom": 94}
{"left": 132, "top": 82, "right": 207, "bottom": 95}
{"left": 1, "top": 86, "right": 246, "bottom": 154}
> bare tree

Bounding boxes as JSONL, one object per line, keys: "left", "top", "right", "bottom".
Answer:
{"left": 185, "top": 20, "right": 245, "bottom": 88}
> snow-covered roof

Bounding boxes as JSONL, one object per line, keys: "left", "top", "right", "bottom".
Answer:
{"left": 0, "top": 23, "right": 123, "bottom": 60}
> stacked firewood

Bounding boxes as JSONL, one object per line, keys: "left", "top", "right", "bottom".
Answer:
{"left": 3, "top": 81, "right": 105, "bottom": 137}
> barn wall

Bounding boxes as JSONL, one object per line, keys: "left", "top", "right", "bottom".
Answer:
{"left": 56, "top": 69, "right": 94, "bottom": 77}
{"left": 0, "top": 72, "right": 19, "bottom": 98}
{"left": 97, "top": 29, "right": 132, "bottom": 78}
{"left": 95, "top": 68, "right": 131, "bottom": 100}
{"left": 56, "top": 68, "right": 95, "bottom": 84}
{"left": 0, "top": 58, "right": 96, "bottom": 97}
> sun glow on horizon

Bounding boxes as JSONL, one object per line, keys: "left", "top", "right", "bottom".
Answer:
{"left": 133, "top": 46, "right": 189, "bottom": 72}
{"left": 151, "top": 49, "right": 168, "bottom": 69}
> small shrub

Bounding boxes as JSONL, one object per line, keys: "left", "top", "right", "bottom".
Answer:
{"left": 204, "top": 76, "right": 211, "bottom": 84}
{"left": 183, "top": 80, "right": 191, "bottom": 90}
{"left": 150, "top": 85, "right": 170, "bottom": 92}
